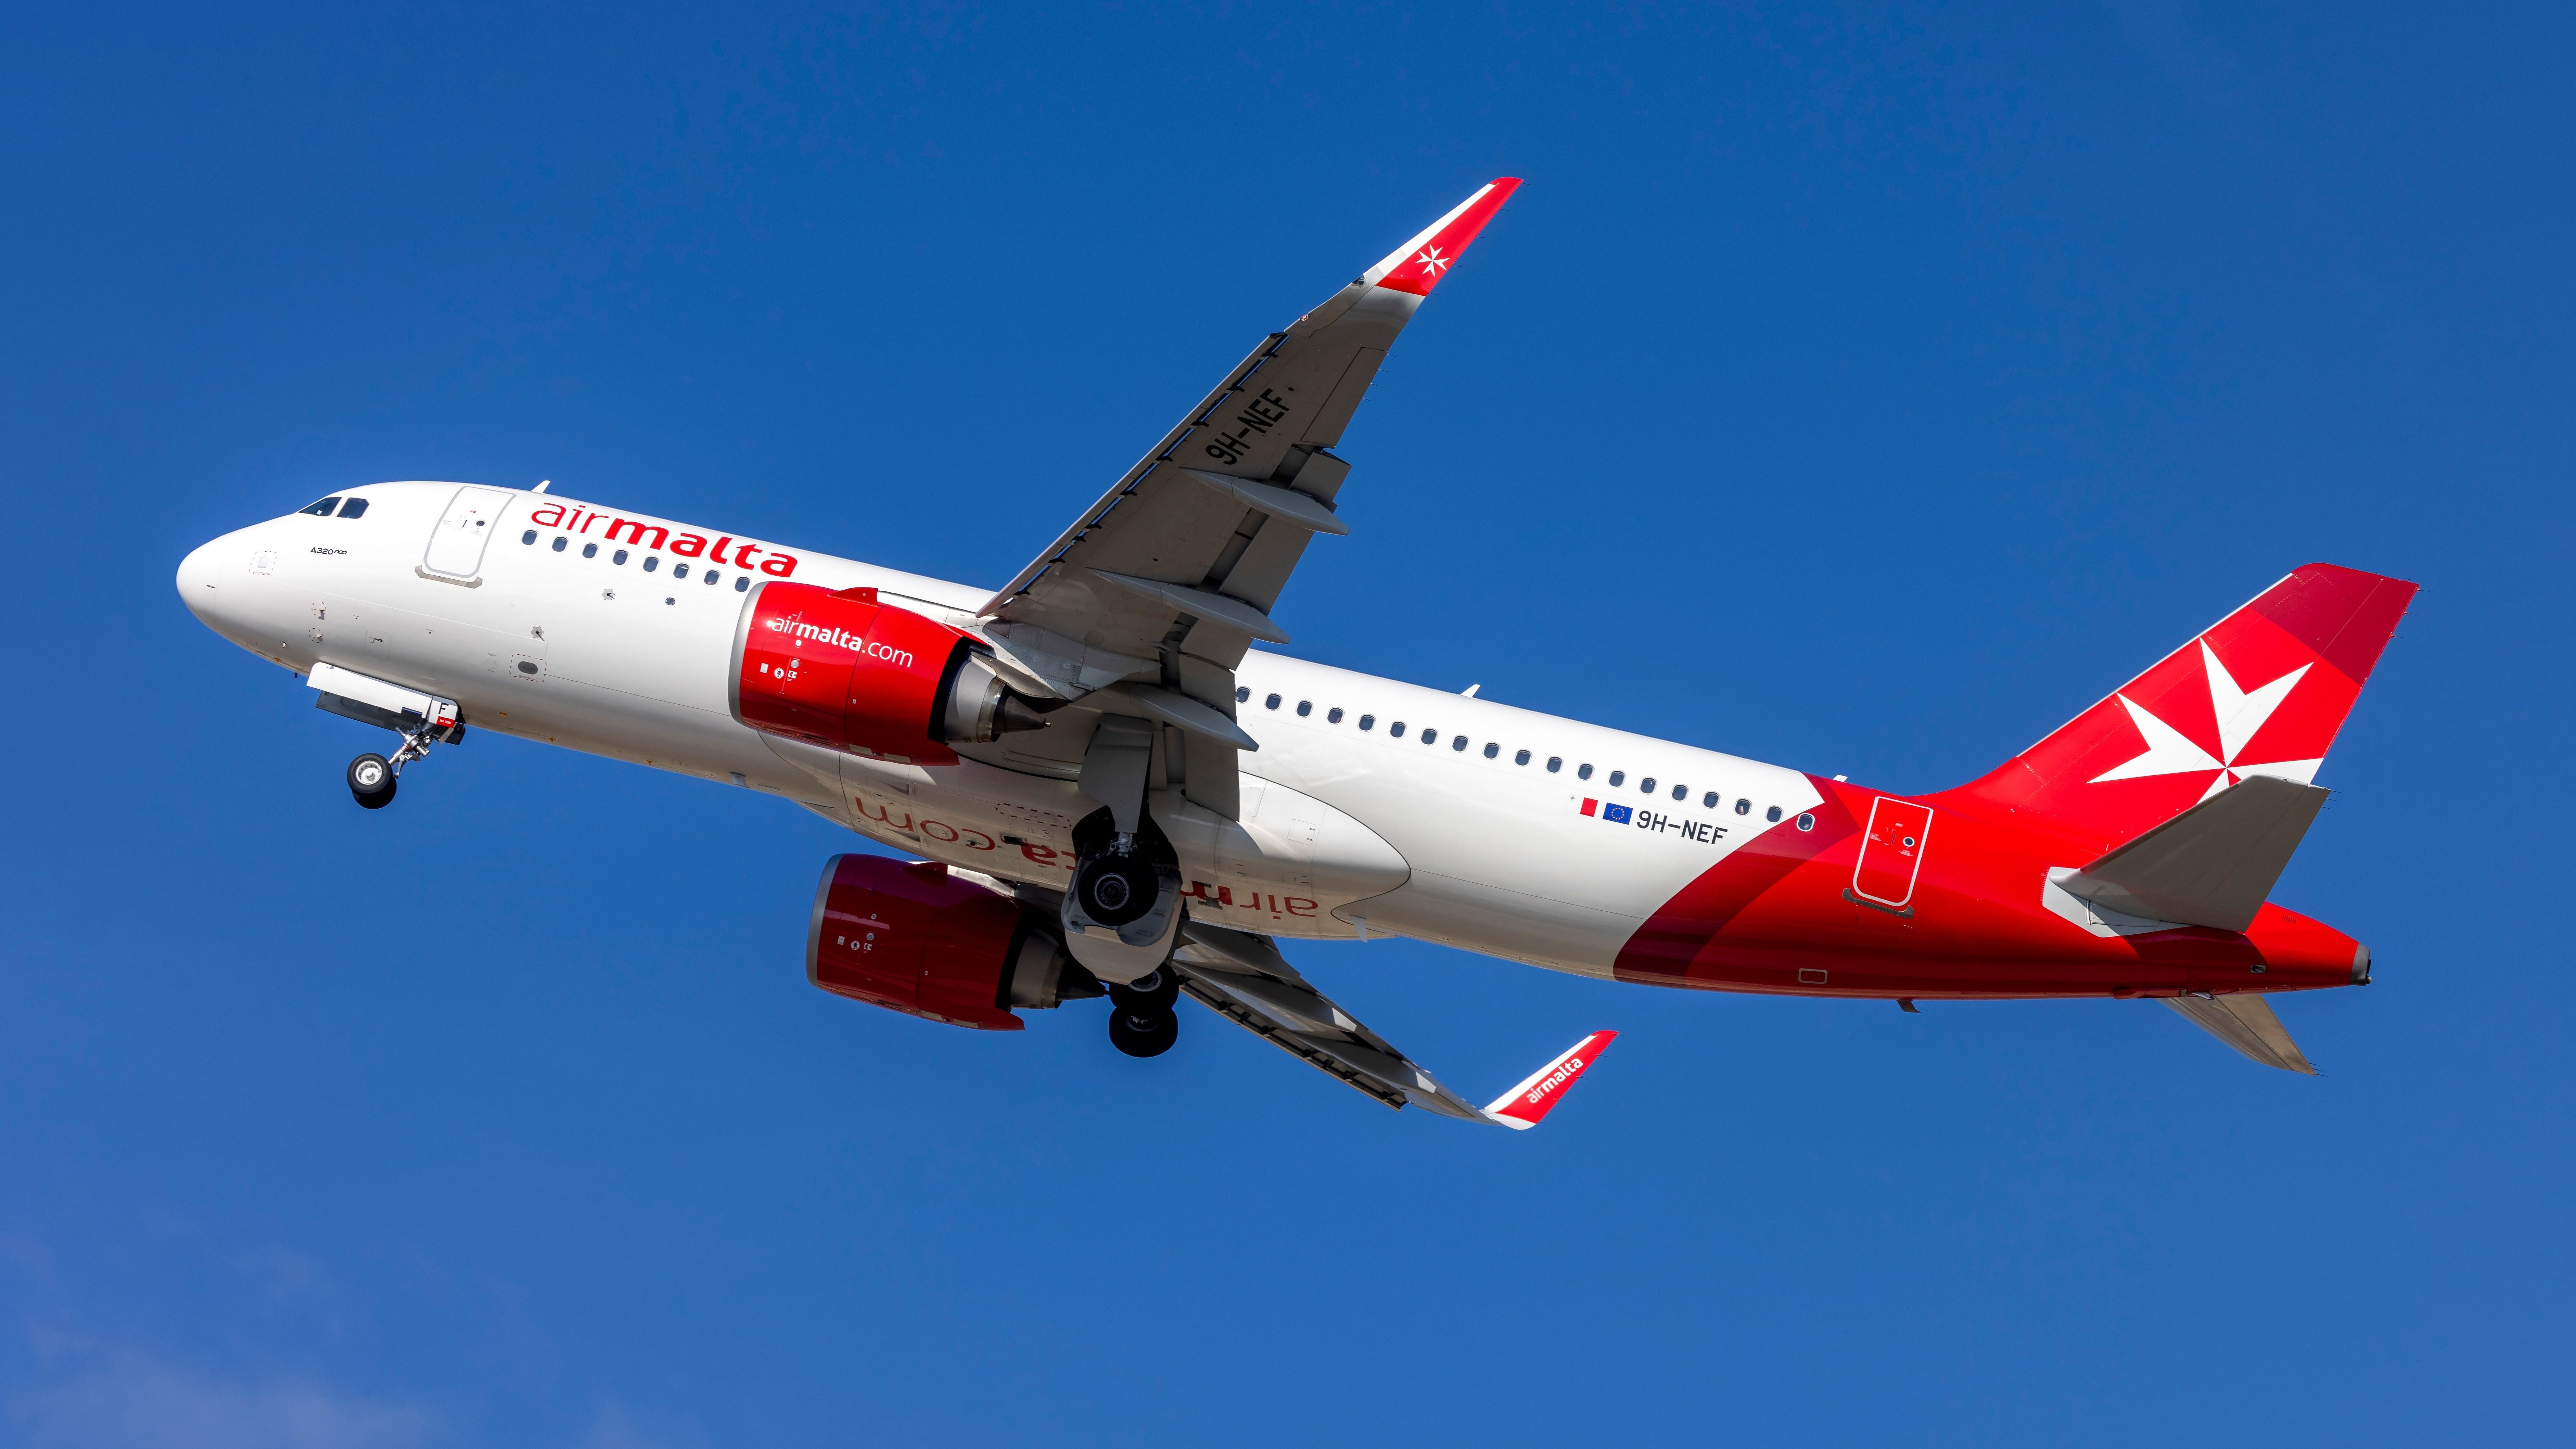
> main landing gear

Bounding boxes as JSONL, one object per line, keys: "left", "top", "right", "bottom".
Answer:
{"left": 1072, "top": 848, "right": 1159, "bottom": 927}
{"left": 346, "top": 720, "right": 448, "bottom": 810}
{"left": 1106, "top": 967, "right": 1181, "bottom": 1058}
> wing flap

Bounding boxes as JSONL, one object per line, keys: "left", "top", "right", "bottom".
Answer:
{"left": 1170, "top": 921, "right": 1512, "bottom": 1122}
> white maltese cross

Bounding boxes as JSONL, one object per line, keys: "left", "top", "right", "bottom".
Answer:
{"left": 2089, "top": 641, "right": 2323, "bottom": 802}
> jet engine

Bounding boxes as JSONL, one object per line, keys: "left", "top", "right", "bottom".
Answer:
{"left": 805, "top": 854, "right": 1099, "bottom": 1030}
{"left": 733, "top": 583, "right": 1052, "bottom": 764}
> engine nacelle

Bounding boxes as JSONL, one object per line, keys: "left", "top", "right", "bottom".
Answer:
{"left": 732, "top": 583, "right": 1049, "bottom": 764}
{"left": 805, "top": 854, "right": 1098, "bottom": 1030}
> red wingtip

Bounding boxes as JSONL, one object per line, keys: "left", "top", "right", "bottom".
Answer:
{"left": 1365, "top": 178, "right": 1522, "bottom": 296}
{"left": 1484, "top": 1028, "right": 1616, "bottom": 1129}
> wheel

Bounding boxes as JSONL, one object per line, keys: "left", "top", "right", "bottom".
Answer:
{"left": 1113, "top": 968, "right": 1180, "bottom": 1012}
{"left": 1108, "top": 1004, "right": 1178, "bottom": 1058}
{"left": 1072, "top": 852, "right": 1158, "bottom": 927}
{"left": 347, "top": 753, "right": 397, "bottom": 809}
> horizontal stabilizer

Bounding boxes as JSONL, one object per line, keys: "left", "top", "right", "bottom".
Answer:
{"left": 2062, "top": 775, "right": 2329, "bottom": 933}
{"left": 2163, "top": 994, "right": 2319, "bottom": 1075}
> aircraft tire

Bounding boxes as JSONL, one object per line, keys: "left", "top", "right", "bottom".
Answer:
{"left": 1108, "top": 1004, "right": 1178, "bottom": 1058}
{"left": 1072, "top": 852, "right": 1157, "bottom": 927}
{"left": 348, "top": 753, "right": 397, "bottom": 809}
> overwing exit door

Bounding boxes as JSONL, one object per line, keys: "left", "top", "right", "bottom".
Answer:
{"left": 1850, "top": 797, "right": 1934, "bottom": 912}
{"left": 421, "top": 486, "right": 515, "bottom": 580}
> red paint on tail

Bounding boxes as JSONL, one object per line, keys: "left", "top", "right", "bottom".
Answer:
{"left": 1935, "top": 563, "right": 2416, "bottom": 852}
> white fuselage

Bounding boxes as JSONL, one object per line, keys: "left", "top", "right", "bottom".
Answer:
{"left": 180, "top": 482, "right": 1821, "bottom": 978}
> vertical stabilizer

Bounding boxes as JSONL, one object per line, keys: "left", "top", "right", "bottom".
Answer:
{"left": 1943, "top": 564, "right": 2415, "bottom": 851}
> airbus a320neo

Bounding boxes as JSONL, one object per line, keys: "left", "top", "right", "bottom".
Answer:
{"left": 180, "top": 181, "right": 2414, "bottom": 1124}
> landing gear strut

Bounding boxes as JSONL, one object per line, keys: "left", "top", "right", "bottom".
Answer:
{"left": 1106, "top": 968, "right": 1181, "bottom": 1058}
{"left": 346, "top": 720, "right": 446, "bottom": 810}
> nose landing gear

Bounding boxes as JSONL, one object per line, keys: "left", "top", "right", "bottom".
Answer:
{"left": 1106, "top": 968, "right": 1181, "bottom": 1058}
{"left": 345, "top": 719, "right": 451, "bottom": 810}
{"left": 346, "top": 753, "right": 396, "bottom": 808}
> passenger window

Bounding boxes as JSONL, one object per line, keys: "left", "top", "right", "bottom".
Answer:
{"left": 1328, "top": 707, "right": 1344, "bottom": 723}
{"left": 704, "top": 569, "right": 720, "bottom": 585}
{"left": 735, "top": 576, "right": 750, "bottom": 592}
{"left": 301, "top": 498, "right": 341, "bottom": 516}
{"left": 1453, "top": 736, "right": 1469, "bottom": 752}
{"left": 1577, "top": 763, "right": 1592, "bottom": 780}
{"left": 1767, "top": 806, "right": 1783, "bottom": 822}
{"left": 551, "top": 536, "right": 568, "bottom": 552}
{"left": 1265, "top": 693, "right": 1281, "bottom": 710}
{"left": 1423, "top": 730, "right": 1440, "bottom": 746}
{"left": 673, "top": 563, "right": 690, "bottom": 579}
{"left": 1796, "top": 812, "right": 1815, "bottom": 832}
{"left": 336, "top": 498, "right": 369, "bottom": 518}
{"left": 1296, "top": 701, "right": 1312, "bottom": 717}
{"left": 1735, "top": 799, "right": 1750, "bottom": 815}
{"left": 1703, "top": 791, "right": 1719, "bottom": 808}
{"left": 521, "top": 529, "right": 538, "bottom": 544}
{"left": 1608, "top": 771, "right": 1625, "bottom": 787}
{"left": 1236, "top": 687, "right": 1251, "bottom": 703}
{"left": 1484, "top": 742, "right": 1500, "bottom": 759}
{"left": 581, "top": 542, "right": 598, "bottom": 558}
{"left": 643, "top": 556, "right": 659, "bottom": 572}
{"left": 1359, "top": 715, "right": 1376, "bottom": 731}
{"left": 613, "top": 549, "right": 629, "bottom": 565}
{"left": 1640, "top": 777, "right": 1656, "bottom": 793}
{"left": 1672, "top": 784, "right": 1686, "bottom": 801}
{"left": 1515, "top": 749, "right": 1530, "bottom": 765}
{"left": 1390, "top": 722, "right": 1406, "bottom": 738}
{"left": 1544, "top": 755, "right": 1560, "bottom": 771}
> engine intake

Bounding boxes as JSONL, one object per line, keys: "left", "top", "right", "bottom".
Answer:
{"left": 805, "top": 854, "right": 1098, "bottom": 1030}
{"left": 732, "top": 583, "right": 1051, "bottom": 762}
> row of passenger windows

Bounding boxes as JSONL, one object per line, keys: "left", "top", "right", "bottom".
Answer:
{"left": 1238, "top": 688, "right": 1789, "bottom": 822}
{"left": 299, "top": 496, "right": 370, "bottom": 518}
{"left": 523, "top": 530, "right": 750, "bottom": 591}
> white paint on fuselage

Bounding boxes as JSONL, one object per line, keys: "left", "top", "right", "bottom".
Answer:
{"left": 182, "top": 482, "right": 1823, "bottom": 980}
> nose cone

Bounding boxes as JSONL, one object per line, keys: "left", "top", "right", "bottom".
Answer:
{"left": 176, "top": 538, "right": 224, "bottom": 621}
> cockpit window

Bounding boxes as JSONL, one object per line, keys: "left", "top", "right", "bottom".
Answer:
{"left": 336, "top": 498, "right": 369, "bottom": 518}
{"left": 300, "top": 497, "right": 341, "bottom": 516}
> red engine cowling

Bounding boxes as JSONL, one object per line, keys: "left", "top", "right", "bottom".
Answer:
{"left": 805, "top": 854, "right": 1093, "bottom": 1030}
{"left": 734, "top": 583, "right": 976, "bottom": 764}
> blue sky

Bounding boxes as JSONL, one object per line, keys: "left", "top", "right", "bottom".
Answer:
{"left": 4, "top": 3, "right": 2569, "bottom": 1444}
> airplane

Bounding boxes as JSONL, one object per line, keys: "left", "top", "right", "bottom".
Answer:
{"left": 176, "top": 179, "right": 2415, "bottom": 1125}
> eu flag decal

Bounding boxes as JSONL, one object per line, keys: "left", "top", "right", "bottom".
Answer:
{"left": 1602, "top": 803, "right": 1633, "bottom": 824}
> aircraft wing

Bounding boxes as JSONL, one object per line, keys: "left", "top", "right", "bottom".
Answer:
{"left": 975, "top": 180, "right": 1519, "bottom": 820}
{"left": 1170, "top": 920, "right": 1609, "bottom": 1126}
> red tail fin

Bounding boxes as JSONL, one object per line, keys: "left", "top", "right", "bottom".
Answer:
{"left": 1942, "top": 564, "right": 2417, "bottom": 851}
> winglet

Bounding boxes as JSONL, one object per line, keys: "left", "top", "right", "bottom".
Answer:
{"left": 1482, "top": 1030, "right": 1616, "bottom": 1129}
{"left": 1362, "top": 178, "right": 1522, "bottom": 296}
